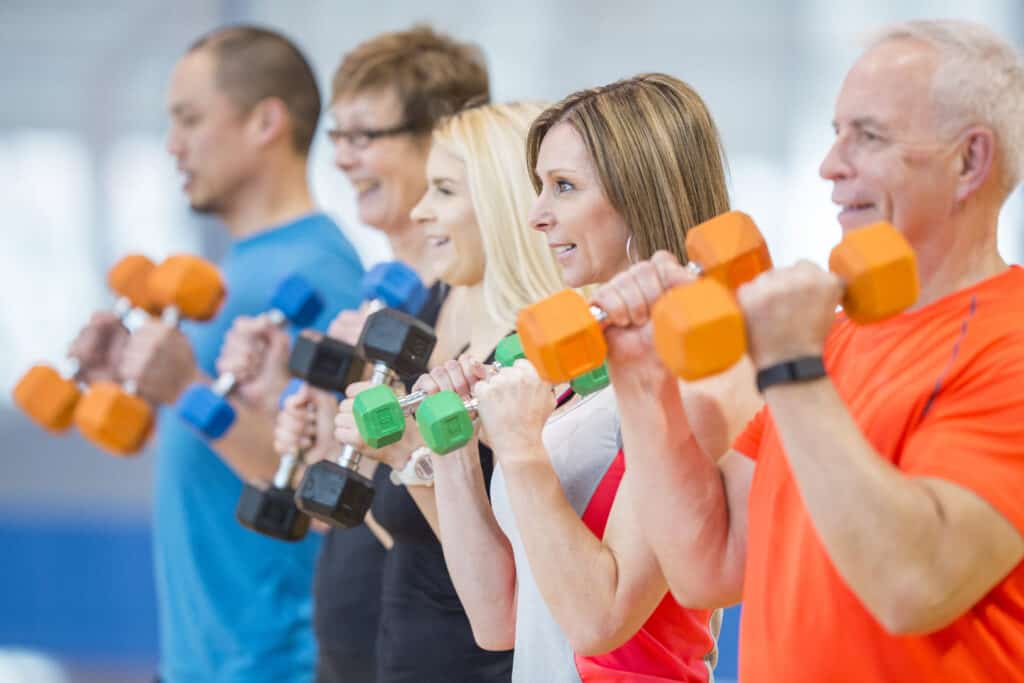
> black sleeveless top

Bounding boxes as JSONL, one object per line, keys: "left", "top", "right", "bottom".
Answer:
{"left": 314, "top": 282, "right": 513, "bottom": 683}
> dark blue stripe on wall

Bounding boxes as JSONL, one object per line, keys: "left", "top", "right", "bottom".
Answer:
{"left": 0, "top": 519, "right": 158, "bottom": 663}
{"left": 0, "top": 517, "right": 743, "bottom": 677}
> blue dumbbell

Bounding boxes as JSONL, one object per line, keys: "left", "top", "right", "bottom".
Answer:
{"left": 361, "top": 261, "right": 429, "bottom": 316}
{"left": 176, "top": 274, "right": 325, "bottom": 439}
{"left": 285, "top": 261, "right": 428, "bottom": 395}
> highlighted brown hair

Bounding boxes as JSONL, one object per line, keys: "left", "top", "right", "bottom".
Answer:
{"left": 526, "top": 73, "right": 730, "bottom": 264}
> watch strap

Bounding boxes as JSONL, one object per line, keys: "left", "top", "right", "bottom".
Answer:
{"left": 756, "top": 356, "right": 827, "bottom": 393}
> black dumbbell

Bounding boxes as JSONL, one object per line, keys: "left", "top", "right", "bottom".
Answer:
{"left": 288, "top": 330, "right": 367, "bottom": 393}
{"left": 294, "top": 308, "right": 436, "bottom": 528}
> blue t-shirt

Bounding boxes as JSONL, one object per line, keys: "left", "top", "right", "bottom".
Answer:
{"left": 154, "top": 212, "right": 364, "bottom": 683}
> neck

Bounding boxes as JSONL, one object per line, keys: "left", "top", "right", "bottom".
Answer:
{"left": 910, "top": 199, "right": 1007, "bottom": 309}
{"left": 386, "top": 220, "right": 434, "bottom": 284}
{"left": 441, "top": 280, "right": 507, "bottom": 359}
{"left": 219, "top": 153, "right": 315, "bottom": 239}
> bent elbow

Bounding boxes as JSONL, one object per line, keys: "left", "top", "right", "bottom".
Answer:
{"left": 471, "top": 624, "right": 515, "bottom": 652}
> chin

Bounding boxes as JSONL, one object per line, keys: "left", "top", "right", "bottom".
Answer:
{"left": 189, "top": 197, "right": 218, "bottom": 215}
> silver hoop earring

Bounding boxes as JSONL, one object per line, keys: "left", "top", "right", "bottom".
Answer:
{"left": 625, "top": 233, "right": 638, "bottom": 265}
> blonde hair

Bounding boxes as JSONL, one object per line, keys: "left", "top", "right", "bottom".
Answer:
{"left": 526, "top": 73, "right": 731, "bottom": 264}
{"left": 869, "top": 19, "right": 1024, "bottom": 194}
{"left": 433, "top": 102, "right": 566, "bottom": 330}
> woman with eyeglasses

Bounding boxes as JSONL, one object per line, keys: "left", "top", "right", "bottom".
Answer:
{"left": 296, "top": 25, "right": 513, "bottom": 683}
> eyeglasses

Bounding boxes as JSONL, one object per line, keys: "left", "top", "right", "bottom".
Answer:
{"left": 325, "top": 122, "right": 418, "bottom": 150}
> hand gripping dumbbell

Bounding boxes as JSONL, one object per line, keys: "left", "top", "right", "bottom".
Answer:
{"left": 412, "top": 338, "right": 610, "bottom": 456}
{"left": 516, "top": 210, "right": 773, "bottom": 384}
{"left": 236, "top": 380, "right": 311, "bottom": 541}
{"left": 286, "top": 260, "right": 428, "bottom": 395}
{"left": 651, "top": 220, "right": 919, "bottom": 379}
{"left": 295, "top": 307, "right": 436, "bottom": 528}
{"left": 13, "top": 254, "right": 161, "bottom": 433}
{"left": 73, "top": 255, "right": 225, "bottom": 455}
{"left": 351, "top": 332, "right": 526, "bottom": 450}
{"left": 174, "top": 275, "right": 325, "bottom": 439}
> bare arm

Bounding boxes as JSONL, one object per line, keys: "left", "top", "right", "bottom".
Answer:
{"left": 432, "top": 439, "right": 518, "bottom": 651}
{"left": 766, "top": 379, "right": 1024, "bottom": 633}
{"left": 590, "top": 256, "right": 755, "bottom": 609}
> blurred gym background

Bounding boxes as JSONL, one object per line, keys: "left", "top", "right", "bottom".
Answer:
{"left": 0, "top": 1, "right": 1020, "bottom": 681}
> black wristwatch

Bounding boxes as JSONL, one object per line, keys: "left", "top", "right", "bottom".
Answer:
{"left": 756, "top": 356, "right": 827, "bottom": 393}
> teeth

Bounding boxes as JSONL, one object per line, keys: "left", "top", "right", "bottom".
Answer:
{"left": 553, "top": 244, "right": 576, "bottom": 255}
{"left": 427, "top": 236, "right": 450, "bottom": 247}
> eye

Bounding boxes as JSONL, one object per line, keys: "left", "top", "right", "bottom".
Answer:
{"left": 554, "top": 179, "right": 574, "bottom": 194}
{"left": 857, "top": 128, "right": 884, "bottom": 144}
{"left": 435, "top": 183, "right": 454, "bottom": 197}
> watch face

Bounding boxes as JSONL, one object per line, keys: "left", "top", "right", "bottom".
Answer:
{"left": 413, "top": 455, "right": 434, "bottom": 480}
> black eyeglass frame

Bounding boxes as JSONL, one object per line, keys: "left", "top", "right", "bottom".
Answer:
{"left": 325, "top": 122, "right": 420, "bottom": 150}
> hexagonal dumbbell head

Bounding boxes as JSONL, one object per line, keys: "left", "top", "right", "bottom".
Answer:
{"left": 13, "top": 365, "right": 82, "bottom": 433}
{"left": 652, "top": 277, "right": 747, "bottom": 381}
{"left": 362, "top": 261, "right": 429, "bottom": 315}
{"left": 73, "top": 381, "right": 154, "bottom": 455}
{"left": 295, "top": 460, "right": 375, "bottom": 528}
{"left": 236, "top": 482, "right": 310, "bottom": 541}
{"left": 570, "top": 363, "right": 610, "bottom": 396}
{"left": 829, "top": 222, "right": 919, "bottom": 324}
{"left": 517, "top": 289, "right": 607, "bottom": 384}
{"left": 107, "top": 254, "right": 161, "bottom": 315}
{"left": 416, "top": 390, "right": 476, "bottom": 455}
{"left": 358, "top": 308, "right": 436, "bottom": 378}
{"left": 353, "top": 385, "right": 410, "bottom": 448}
{"left": 147, "top": 254, "right": 225, "bottom": 321}
{"left": 494, "top": 334, "right": 526, "bottom": 368}
{"left": 288, "top": 332, "right": 365, "bottom": 393}
{"left": 267, "top": 274, "right": 324, "bottom": 328}
{"left": 176, "top": 385, "right": 235, "bottom": 439}
{"left": 687, "top": 211, "right": 773, "bottom": 291}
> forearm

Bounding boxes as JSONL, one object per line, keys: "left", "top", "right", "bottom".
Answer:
{"left": 766, "top": 379, "right": 971, "bottom": 630}
{"left": 613, "top": 362, "right": 744, "bottom": 607}
{"left": 501, "top": 454, "right": 659, "bottom": 653}
{"left": 213, "top": 401, "right": 281, "bottom": 482}
{"left": 432, "top": 443, "right": 517, "bottom": 650}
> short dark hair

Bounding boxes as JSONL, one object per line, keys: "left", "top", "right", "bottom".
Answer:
{"left": 331, "top": 24, "right": 490, "bottom": 134}
{"left": 189, "top": 25, "right": 321, "bottom": 155}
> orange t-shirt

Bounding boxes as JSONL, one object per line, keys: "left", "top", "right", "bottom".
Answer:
{"left": 733, "top": 265, "right": 1024, "bottom": 683}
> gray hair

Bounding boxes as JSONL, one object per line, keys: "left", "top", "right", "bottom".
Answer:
{"left": 869, "top": 19, "right": 1024, "bottom": 194}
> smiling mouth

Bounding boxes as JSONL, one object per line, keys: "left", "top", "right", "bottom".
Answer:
{"left": 551, "top": 243, "right": 577, "bottom": 256}
{"left": 840, "top": 202, "right": 875, "bottom": 214}
{"left": 426, "top": 235, "right": 450, "bottom": 247}
{"left": 352, "top": 180, "right": 379, "bottom": 198}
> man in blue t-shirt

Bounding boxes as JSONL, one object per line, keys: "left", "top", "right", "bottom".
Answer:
{"left": 69, "top": 26, "right": 362, "bottom": 682}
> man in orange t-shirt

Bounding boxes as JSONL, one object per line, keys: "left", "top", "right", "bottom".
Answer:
{"left": 591, "top": 19, "right": 1024, "bottom": 682}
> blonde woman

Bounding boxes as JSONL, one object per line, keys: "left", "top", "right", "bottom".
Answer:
{"left": 283, "top": 101, "right": 563, "bottom": 682}
{"left": 428, "top": 75, "right": 763, "bottom": 682}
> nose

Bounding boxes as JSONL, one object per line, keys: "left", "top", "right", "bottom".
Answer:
{"left": 409, "top": 189, "right": 433, "bottom": 224}
{"left": 820, "top": 134, "right": 853, "bottom": 182}
{"left": 528, "top": 192, "right": 554, "bottom": 233}
{"left": 166, "top": 126, "right": 184, "bottom": 159}
{"left": 333, "top": 139, "right": 358, "bottom": 173}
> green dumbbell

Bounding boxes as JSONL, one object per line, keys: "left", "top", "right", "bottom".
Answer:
{"left": 352, "top": 333, "right": 527, "bottom": 449}
{"left": 569, "top": 363, "right": 610, "bottom": 395}
{"left": 415, "top": 390, "right": 480, "bottom": 455}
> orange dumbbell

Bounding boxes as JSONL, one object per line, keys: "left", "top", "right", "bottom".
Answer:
{"left": 73, "top": 255, "right": 226, "bottom": 455}
{"left": 652, "top": 221, "right": 919, "bottom": 380}
{"left": 516, "top": 211, "right": 772, "bottom": 383}
{"left": 12, "top": 254, "right": 161, "bottom": 434}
